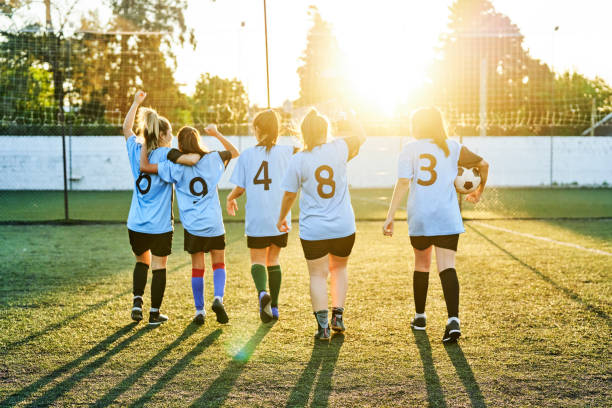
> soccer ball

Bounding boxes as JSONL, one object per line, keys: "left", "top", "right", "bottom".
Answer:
{"left": 455, "top": 166, "right": 481, "bottom": 194}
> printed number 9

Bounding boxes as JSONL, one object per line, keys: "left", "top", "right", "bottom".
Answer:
{"left": 417, "top": 154, "right": 437, "bottom": 186}
{"left": 315, "top": 165, "right": 335, "bottom": 199}
{"left": 189, "top": 177, "right": 208, "bottom": 197}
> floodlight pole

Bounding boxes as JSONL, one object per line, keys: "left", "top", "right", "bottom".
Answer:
{"left": 263, "top": 0, "right": 271, "bottom": 109}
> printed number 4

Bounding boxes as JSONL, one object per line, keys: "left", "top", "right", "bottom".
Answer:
{"left": 254, "top": 160, "right": 272, "bottom": 190}
{"left": 417, "top": 154, "right": 437, "bottom": 186}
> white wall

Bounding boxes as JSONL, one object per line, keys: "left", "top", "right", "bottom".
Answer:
{"left": 0, "top": 136, "right": 610, "bottom": 190}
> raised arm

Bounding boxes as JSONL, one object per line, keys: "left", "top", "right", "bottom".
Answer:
{"left": 140, "top": 146, "right": 158, "bottom": 174}
{"left": 277, "top": 191, "right": 298, "bottom": 232}
{"left": 123, "top": 90, "right": 146, "bottom": 140}
{"left": 465, "top": 159, "right": 489, "bottom": 204}
{"left": 226, "top": 186, "right": 245, "bottom": 216}
{"left": 382, "top": 178, "right": 410, "bottom": 237}
{"left": 205, "top": 124, "right": 240, "bottom": 159}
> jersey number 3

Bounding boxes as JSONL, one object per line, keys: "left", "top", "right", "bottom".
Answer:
{"left": 417, "top": 154, "right": 437, "bottom": 186}
{"left": 253, "top": 160, "right": 272, "bottom": 190}
{"left": 315, "top": 165, "right": 335, "bottom": 199}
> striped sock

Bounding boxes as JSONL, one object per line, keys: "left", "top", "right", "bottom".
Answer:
{"left": 212, "top": 263, "right": 226, "bottom": 299}
{"left": 191, "top": 268, "right": 205, "bottom": 311}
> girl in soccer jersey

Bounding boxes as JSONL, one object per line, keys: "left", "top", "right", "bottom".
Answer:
{"left": 382, "top": 107, "right": 489, "bottom": 343}
{"left": 277, "top": 109, "right": 366, "bottom": 340}
{"left": 140, "top": 124, "right": 239, "bottom": 325}
{"left": 226, "top": 110, "right": 296, "bottom": 323}
{"left": 123, "top": 90, "right": 200, "bottom": 326}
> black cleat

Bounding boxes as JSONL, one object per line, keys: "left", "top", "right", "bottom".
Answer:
{"left": 149, "top": 311, "right": 168, "bottom": 326}
{"left": 194, "top": 313, "right": 205, "bottom": 325}
{"left": 259, "top": 292, "right": 273, "bottom": 323}
{"left": 314, "top": 326, "right": 331, "bottom": 341}
{"left": 131, "top": 297, "right": 143, "bottom": 322}
{"left": 442, "top": 319, "right": 461, "bottom": 343}
{"left": 212, "top": 298, "right": 229, "bottom": 324}
{"left": 331, "top": 313, "right": 345, "bottom": 333}
{"left": 411, "top": 316, "right": 427, "bottom": 331}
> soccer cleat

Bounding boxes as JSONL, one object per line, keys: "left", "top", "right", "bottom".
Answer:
{"left": 148, "top": 311, "right": 169, "bottom": 326}
{"left": 314, "top": 326, "right": 331, "bottom": 341}
{"left": 411, "top": 316, "right": 427, "bottom": 331}
{"left": 271, "top": 307, "right": 279, "bottom": 320}
{"left": 442, "top": 319, "right": 461, "bottom": 343}
{"left": 331, "top": 313, "right": 345, "bottom": 333}
{"left": 194, "top": 313, "right": 205, "bottom": 325}
{"left": 131, "top": 297, "right": 143, "bottom": 322}
{"left": 259, "top": 291, "right": 273, "bottom": 323}
{"left": 212, "top": 298, "right": 229, "bottom": 324}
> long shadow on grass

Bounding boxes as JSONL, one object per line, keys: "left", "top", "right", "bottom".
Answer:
{"left": 284, "top": 333, "right": 345, "bottom": 408}
{"left": 0, "top": 322, "right": 139, "bottom": 407}
{"left": 444, "top": 343, "right": 486, "bottom": 408}
{"left": 468, "top": 224, "right": 611, "bottom": 327}
{"left": 188, "top": 323, "right": 273, "bottom": 407}
{"left": 1, "top": 261, "right": 190, "bottom": 353}
{"left": 23, "top": 325, "right": 151, "bottom": 407}
{"left": 412, "top": 331, "right": 447, "bottom": 408}
{"left": 93, "top": 325, "right": 221, "bottom": 407}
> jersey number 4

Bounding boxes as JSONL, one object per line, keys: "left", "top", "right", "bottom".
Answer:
{"left": 253, "top": 160, "right": 272, "bottom": 190}
{"left": 315, "top": 165, "right": 335, "bottom": 199}
{"left": 417, "top": 154, "right": 437, "bottom": 186}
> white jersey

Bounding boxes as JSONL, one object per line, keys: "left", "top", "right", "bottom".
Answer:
{"left": 229, "top": 144, "right": 294, "bottom": 237}
{"left": 398, "top": 139, "right": 464, "bottom": 236}
{"left": 282, "top": 138, "right": 357, "bottom": 241}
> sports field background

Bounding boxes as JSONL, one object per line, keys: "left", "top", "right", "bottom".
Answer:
{"left": 0, "top": 188, "right": 610, "bottom": 407}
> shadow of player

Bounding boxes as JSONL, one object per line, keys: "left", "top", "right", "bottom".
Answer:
{"left": 443, "top": 342, "right": 486, "bottom": 408}
{"left": 412, "top": 330, "right": 447, "bottom": 408}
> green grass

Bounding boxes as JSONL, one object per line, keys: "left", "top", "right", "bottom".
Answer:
{"left": 1, "top": 188, "right": 612, "bottom": 222}
{"left": 0, "top": 189, "right": 611, "bottom": 406}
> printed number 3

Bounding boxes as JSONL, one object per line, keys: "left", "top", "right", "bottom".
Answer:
{"left": 315, "top": 165, "right": 335, "bottom": 199}
{"left": 417, "top": 154, "right": 437, "bottom": 186}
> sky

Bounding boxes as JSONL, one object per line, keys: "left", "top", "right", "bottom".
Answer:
{"left": 5, "top": 0, "right": 612, "bottom": 108}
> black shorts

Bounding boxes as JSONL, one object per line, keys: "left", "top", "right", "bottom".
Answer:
{"left": 128, "top": 229, "right": 173, "bottom": 257}
{"left": 410, "top": 234, "right": 459, "bottom": 251}
{"left": 247, "top": 234, "right": 288, "bottom": 249}
{"left": 184, "top": 230, "right": 226, "bottom": 254}
{"left": 300, "top": 233, "right": 356, "bottom": 260}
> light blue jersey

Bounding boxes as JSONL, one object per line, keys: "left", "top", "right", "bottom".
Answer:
{"left": 157, "top": 151, "right": 228, "bottom": 237}
{"left": 126, "top": 135, "right": 174, "bottom": 234}
{"left": 230, "top": 144, "right": 293, "bottom": 237}
{"left": 398, "top": 139, "right": 464, "bottom": 236}
{"left": 282, "top": 139, "right": 356, "bottom": 241}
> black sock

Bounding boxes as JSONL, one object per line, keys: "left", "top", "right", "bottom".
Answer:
{"left": 151, "top": 269, "right": 167, "bottom": 310}
{"left": 133, "top": 262, "right": 149, "bottom": 297}
{"left": 439, "top": 268, "right": 459, "bottom": 318}
{"left": 413, "top": 271, "right": 429, "bottom": 314}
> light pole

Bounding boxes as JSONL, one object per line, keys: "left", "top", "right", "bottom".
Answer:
{"left": 550, "top": 25, "right": 559, "bottom": 187}
{"left": 263, "top": 0, "right": 271, "bottom": 109}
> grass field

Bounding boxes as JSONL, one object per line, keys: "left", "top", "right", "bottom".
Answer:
{"left": 1, "top": 189, "right": 611, "bottom": 407}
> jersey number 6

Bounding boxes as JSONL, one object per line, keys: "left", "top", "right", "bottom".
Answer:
{"left": 315, "top": 165, "right": 335, "bottom": 199}
{"left": 253, "top": 160, "right": 272, "bottom": 190}
{"left": 417, "top": 154, "right": 437, "bottom": 186}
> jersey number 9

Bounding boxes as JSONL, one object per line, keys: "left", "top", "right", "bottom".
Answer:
{"left": 315, "top": 165, "right": 335, "bottom": 199}
{"left": 190, "top": 177, "right": 208, "bottom": 197}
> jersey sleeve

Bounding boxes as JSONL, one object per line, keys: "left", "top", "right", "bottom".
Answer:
{"left": 229, "top": 154, "right": 246, "bottom": 188}
{"left": 281, "top": 155, "right": 301, "bottom": 193}
{"left": 126, "top": 135, "right": 138, "bottom": 155}
{"left": 458, "top": 145, "right": 483, "bottom": 168}
{"left": 341, "top": 136, "right": 361, "bottom": 162}
{"left": 397, "top": 146, "right": 413, "bottom": 179}
{"left": 166, "top": 148, "right": 185, "bottom": 163}
{"left": 217, "top": 150, "right": 232, "bottom": 167}
{"left": 157, "top": 160, "right": 183, "bottom": 184}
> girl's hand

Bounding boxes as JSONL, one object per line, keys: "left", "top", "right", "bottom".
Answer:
{"left": 134, "top": 90, "right": 146, "bottom": 105}
{"left": 226, "top": 199, "right": 238, "bottom": 216}
{"left": 465, "top": 189, "right": 482, "bottom": 204}
{"left": 277, "top": 219, "right": 289, "bottom": 233}
{"left": 382, "top": 219, "right": 394, "bottom": 237}
{"left": 205, "top": 124, "right": 218, "bottom": 136}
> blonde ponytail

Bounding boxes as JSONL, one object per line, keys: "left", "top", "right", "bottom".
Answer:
{"left": 137, "top": 107, "right": 170, "bottom": 154}
{"left": 300, "top": 108, "right": 329, "bottom": 151}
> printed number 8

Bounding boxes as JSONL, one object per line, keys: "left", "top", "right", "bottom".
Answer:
{"left": 315, "top": 165, "right": 335, "bottom": 199}
{"left": 417, "top": 154, "right": 437, "bottom": 186}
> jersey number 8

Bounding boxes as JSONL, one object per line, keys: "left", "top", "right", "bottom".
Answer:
{"left": 315, "top": 165, "right": 335, "bottom": 199}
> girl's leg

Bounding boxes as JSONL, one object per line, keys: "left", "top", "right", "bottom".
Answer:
{"left": 190, "top": 252, "right": 206, "bottom": 315}
{"left": 412, "top": 247, "right": 433, "bottom": 329}
{"left": 329, "top": 254, "right": 349, "bottom": 332}
{"left": 307, "top": 255, "right": 331, "bottom": 337}
{"left": 150, "top": 255, "right": 168, "bottom": 311}
{"left": 131, "top": 251, "right": 150, "bottom": 321}
{"left": 210, "top": 250, "right": 229, "bottom": 323}
{"left": 266, "top": 245, "right": 283, "bottom": 316}
{"left": 250, "top": 248, "right": 268, "bottom": 295}
{"left": 434, "top": 247, "right": 459, "bottom": 319}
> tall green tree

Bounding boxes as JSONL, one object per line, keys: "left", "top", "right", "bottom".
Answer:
{"left": 191, "top": 73, "right": 249, "bottom": 125}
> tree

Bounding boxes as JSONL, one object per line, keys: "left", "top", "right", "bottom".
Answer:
{"left": 191, "top": 73, "right": 249, "bottom": 125}
{"left": 295, "top": 6, "right": 347, "bottom": 107}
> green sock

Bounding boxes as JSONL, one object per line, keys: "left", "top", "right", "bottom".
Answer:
{"left": 251, "top": 264, "right": 267, "bottom": 294}
{"left": 267, "top": 265, "right": 282, "bottom": 307}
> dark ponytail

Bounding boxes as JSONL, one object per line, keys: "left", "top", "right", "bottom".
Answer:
{"left": 411, "top": 107, "right": 450, "bottom": 157}
{"left": 253, "top": 109, "right": 280, "bottom": 152}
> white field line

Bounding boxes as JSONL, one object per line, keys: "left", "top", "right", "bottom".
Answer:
{"left": 470, "top": 221, "right": 612, "bottom": 257}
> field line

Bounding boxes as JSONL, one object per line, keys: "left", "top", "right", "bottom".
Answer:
{"left": 470, "top": 221, "right": 612, "bottom": 256}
